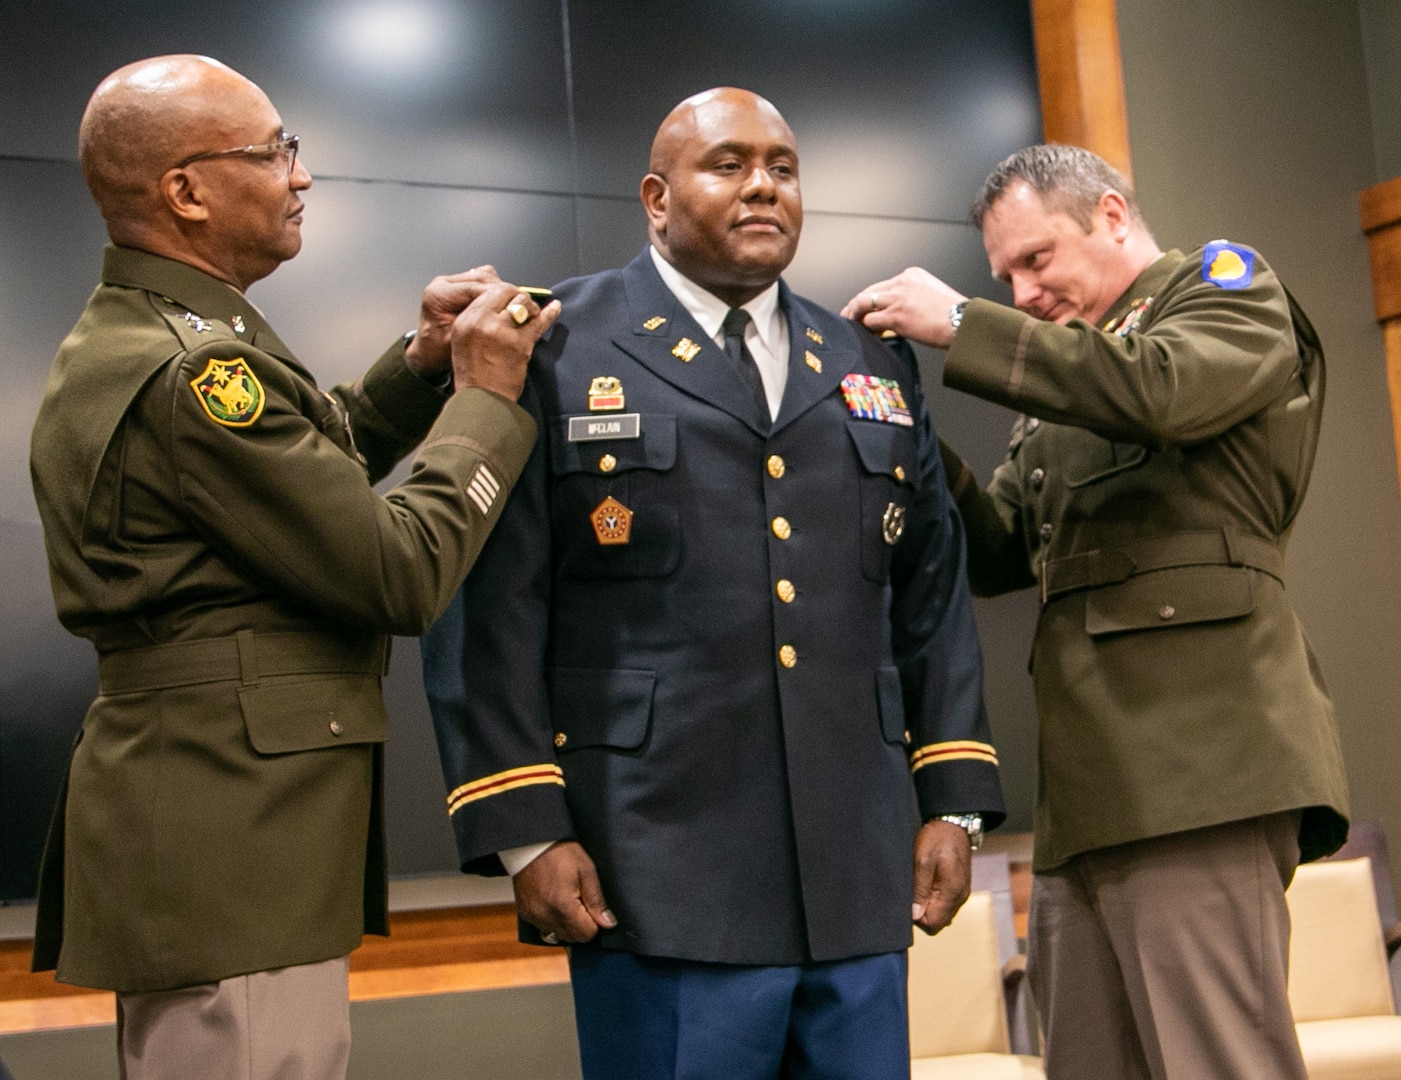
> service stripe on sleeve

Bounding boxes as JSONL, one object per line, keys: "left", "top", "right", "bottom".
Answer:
{"left": 446, "top": 764, "right": 564, "bottom": 815}
{"left": 466, "top": 464, "right": 501, "bottom": 515}
{"left": 909, "top": 740, "right": 999, "bottom": 773}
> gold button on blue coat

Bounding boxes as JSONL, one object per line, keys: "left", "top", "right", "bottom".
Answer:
{"left": 772, "top": 517, "right": 792, "bottom": 540}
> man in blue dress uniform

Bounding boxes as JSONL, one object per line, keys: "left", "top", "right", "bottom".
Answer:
{"left": 423, "top": 87, "right": 1004, "bottom": 1079}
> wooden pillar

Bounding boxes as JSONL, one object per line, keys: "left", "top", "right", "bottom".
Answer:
{"left": 1029, "top": 0, "right": 1134, "bottom": 183}
{"left": 1359, "top": 176, "right": 1401, "bottom": 505}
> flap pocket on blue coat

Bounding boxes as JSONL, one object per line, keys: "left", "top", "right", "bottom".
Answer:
{"left": 1084, "top": 565, "right": 1256, "bottom": 636}
{"left": 848, "top": 422, "right": 917, "bottom": 584}
{"left": 547, "top": 667, "right": 656, "bottom": 751}
{"left": 550, "top": 415, "right": 677, "bottom": 476}
{"left": 847, "top": 422, "right": 917, "bottom": 484}
{"left": 240, "top": 674, "right": 388, "bottom": 754}
{"left": 875, "top": 665, "right": 907, "bottom": 745}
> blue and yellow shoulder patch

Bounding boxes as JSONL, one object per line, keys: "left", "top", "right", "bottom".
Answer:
{"left": 189, "top": 356, "right": 265, "bottom": 427}
{"left": 1202, "top": 241, "right": 1254, "bottom": 290}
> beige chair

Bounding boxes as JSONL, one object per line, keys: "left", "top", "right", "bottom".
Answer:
{"left": 908, "top": 890, "right": 1044, "bottom": 1079}
{"left": 1287, "top": 856, "right": 1401, "bottom": 1080}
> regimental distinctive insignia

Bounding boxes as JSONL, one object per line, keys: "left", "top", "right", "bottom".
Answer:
{"left": 642, "top": 316, "right": 667, "bottom": 331}
{"left": 230, "top": 314, "right": 246, "bottom": 334}
{"left": 804, "top": 350, "right": 823, "bottom": 373}
{"left": 672, "top": 337, "right": 701, "bottom": 363}
{"left": 882, "top": 502, "right": 907, "bottom": 545}
{"left": 1202, "top": 240, "right": 1255, "bottom": 290}
{"left": 588, "top": 375, "right": 625, "bottom": 411}
{"left": 182, "top": 312, "right": 212, "bottom": 334}
{"left": 840, "top": 373, "right": 913, "bottom": 427}
{"left": 805, "top": 327, "right": 824, "bottom": 345}
{"left": 189, "top": 357, "right": 265, "bottom": 427}
{"left": 1105, "top": 296, "right": 1153, "bottom": 338}
{"left": 591, "top": 496, "right": 633, "bottom": 545}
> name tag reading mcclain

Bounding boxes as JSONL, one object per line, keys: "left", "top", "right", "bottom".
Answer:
{"left": 568, "top": 413, "right": 641, "bottom": 441}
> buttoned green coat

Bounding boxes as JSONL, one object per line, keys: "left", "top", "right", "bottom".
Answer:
{"left": 942, "top": 245, "right": 1349, "bottom": 873}
{"left": 29, "top": 246, "right": 535, "bottom": 992}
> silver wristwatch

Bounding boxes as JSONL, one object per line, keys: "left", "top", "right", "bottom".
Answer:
{"left": 948, "top": 300, "right": 968, "bottom": 334}
{"left": 937, "top": 813, "right": 984, "bottom": 850}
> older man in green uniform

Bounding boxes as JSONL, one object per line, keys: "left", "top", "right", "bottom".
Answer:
{"left": 29, "top": 54, "right": 557, "bottom": 1080}
{"left": 844, "top": 144, "right": 1350, "bottom": 1080}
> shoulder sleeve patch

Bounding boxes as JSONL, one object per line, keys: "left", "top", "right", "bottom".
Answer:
{"left": 1202, "top": 241, "right": 1255, "bottom": 290}
{"left": 189, "top": 356, "right": 265, "bottom": 427}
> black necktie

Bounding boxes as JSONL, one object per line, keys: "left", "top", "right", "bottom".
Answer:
{"left": 721, "top": 307, "right": 769, "bottom": 429}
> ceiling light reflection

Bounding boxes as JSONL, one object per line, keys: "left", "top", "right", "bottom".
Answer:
{"left": 328, "top": 0, "right": 468, "bottom": 85}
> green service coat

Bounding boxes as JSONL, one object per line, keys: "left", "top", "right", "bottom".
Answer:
{"left": 29, "top": 246, "right": 536, "bottom": 992}
{"left": 941, "top": 244, "right": 1350, "bottom": 873}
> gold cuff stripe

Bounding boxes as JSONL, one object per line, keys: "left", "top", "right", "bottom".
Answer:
{"left": 910, "top": 740, "right": 999, "bottom": 772}
{"left": 446, "top": 764, "right": 564, "bottom": 814}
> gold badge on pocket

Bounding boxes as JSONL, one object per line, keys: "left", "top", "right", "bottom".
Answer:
{"left": 591, "top": 496, "right": 633, "bottom": 545}
{"left": 588, "top": 376, "right": 625, "bottom": 412}
{"left": 882, "top": 502, "right": 907, "bottom": 545}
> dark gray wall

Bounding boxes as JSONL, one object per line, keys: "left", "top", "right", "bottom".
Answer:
{"left": 1360, "top": 0, "right": 1401, "bottom": 180}
{"left": 1118, "top": 0, "right": 1401, "bottom": 891}
{"left": 0, "top": 0, "right": 1043, "bottom": 894}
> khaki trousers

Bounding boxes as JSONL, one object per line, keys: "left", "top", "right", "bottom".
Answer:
{"left": 117, "top": 955, "right": 350, "bottom": 1080}
{"left": 1027, "top": 813, "right": 1307, "bottom": 1080}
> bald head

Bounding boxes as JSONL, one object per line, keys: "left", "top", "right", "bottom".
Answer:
{"left": 77, "top": 55, "right": 309, "bottom": 290}
{"left": 641, "top": 88, "right": 801, "bottom": 307}
{"left": 648, "top": 88, "right": 791, "bottom": 178}
{"left": 80, "top": 55, "right": 270, "bottom": 242}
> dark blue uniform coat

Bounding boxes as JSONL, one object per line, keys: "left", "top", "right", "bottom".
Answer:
{"left": 424, "top": 250, "right": 1003, "bottom": 966}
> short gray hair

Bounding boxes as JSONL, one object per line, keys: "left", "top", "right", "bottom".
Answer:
{"left": 970, "top": 144, "right": 1147, "bottom": 232}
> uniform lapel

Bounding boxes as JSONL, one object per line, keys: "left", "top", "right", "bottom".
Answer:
{"left": 102, "top": 245, "right": 301, "bottom": 367}
{"left": 611, "top": 251, "right": 771, "bottom": 436}
{"left": 769, "top": 286, "right": 853, "bottom": 437}
{"left": 1096, "top": 250, "right": 1183, "bottom": 333}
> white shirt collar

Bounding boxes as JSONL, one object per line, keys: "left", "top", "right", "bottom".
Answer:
{"left": 649, "top": 246, "right": 784, "bottom": 355}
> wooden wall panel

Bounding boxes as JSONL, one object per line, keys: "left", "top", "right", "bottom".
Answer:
{"left": 1360, "top": 175, "right": 1401, "bottom": 504}
{"left": 1030, "top": 0, "right": 1134, "bottom": 181}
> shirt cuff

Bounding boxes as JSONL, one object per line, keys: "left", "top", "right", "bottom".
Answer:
{"left": 498, "top": 841, "right": 556, "bottom": 876}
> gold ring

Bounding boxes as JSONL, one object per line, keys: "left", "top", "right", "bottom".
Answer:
{"left": 506, "top": 301, "right": 530, "bottom": 326}
{"left": 870, "top": 292, "right": 881, "bottom": 310}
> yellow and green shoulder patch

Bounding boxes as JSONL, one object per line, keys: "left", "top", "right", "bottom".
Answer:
{"left": 189, "top": 356, "right": 265, "bottom": 427}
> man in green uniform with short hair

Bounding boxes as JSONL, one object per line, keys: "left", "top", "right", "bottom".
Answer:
{"left": 29, "top": 53, "right": 557, "bottom": 1080}
{"left": 845, "top": 143, "right": 1350, "bottom": 1080}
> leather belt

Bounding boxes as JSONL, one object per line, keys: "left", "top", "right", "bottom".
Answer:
{"left": 1040, "top": 528, "right": 1284, "bottom": 604}
{"left": 98, "top": 629, "right": 390, "bottom": 695}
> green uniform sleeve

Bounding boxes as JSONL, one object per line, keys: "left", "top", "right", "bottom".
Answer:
{"left": 937, "top": 437, "right": 1035, "bottom": 598}
{"left": 944, "top": 251, "right": 1299, "bottom": 448}
{"left": 166, "top": 339, "right": 536, "bottom": 635}
{"left": 328, "top": 338, "right": 454, "bottom": 482}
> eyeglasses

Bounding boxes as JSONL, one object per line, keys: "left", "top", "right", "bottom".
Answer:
{"left": 176, "top": 132, "right": 300, "bottom": 176}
